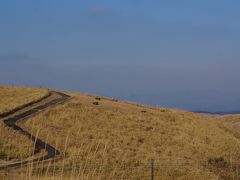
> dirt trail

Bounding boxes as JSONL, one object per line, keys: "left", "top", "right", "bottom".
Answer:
{"left": 0, "top": 91, "right": 71, "bottom": 169}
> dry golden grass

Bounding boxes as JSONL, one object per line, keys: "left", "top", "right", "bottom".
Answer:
{"left": 215, "top": 115, "right": 240, "bottom": 146}
{"left": 1, "top": 86, "right": 240, "bottom": 179}
{"left": 0, "top": 86, "right": 48, "bottom": 114}
{"left": 0, "top": 123, "right": 34, "bottom": 162}
{"left": 15, "top": 92, "right": 240, "bottom": 179}
{"left": 0, "top": 86, "right": 48, "bottom": 161}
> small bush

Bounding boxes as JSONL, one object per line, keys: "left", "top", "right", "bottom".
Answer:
{"left": 208, "top": 157, "right": 227, "bottom": 168}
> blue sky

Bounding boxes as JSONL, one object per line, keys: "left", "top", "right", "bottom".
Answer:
{"left": 1, "top": 0, "right": 240, "bottom": 111}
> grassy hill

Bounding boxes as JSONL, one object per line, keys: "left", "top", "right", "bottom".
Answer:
{"left": 1, "top": 86, "right": 240, "bottom": 179}
{"left": 0, "top": 86, "right": 48, "bottom": 114}
{"left": 0, "top": 86, "right": 48, "bottom": 162}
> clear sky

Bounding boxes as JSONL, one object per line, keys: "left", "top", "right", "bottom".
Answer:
{"left": 1, "top": 0, "right": 240, "bottom": 111}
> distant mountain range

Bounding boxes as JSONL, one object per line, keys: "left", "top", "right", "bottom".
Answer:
{"left": 194, "top": 111, "right": 240, "bottom": 115}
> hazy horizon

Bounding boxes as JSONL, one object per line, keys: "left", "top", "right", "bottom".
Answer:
{"left": 1, "top": 1, "right": 240, "bottom": 112}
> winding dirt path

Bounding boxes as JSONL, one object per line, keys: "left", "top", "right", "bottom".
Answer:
{"left": 0, "top": 91, "right": 71, "bottom": 169}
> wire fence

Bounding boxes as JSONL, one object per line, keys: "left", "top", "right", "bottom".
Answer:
{"left": 1, "top": 155, "right": 240, "bottom": 179}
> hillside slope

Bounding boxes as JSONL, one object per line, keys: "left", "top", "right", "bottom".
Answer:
{"left": 0, "top": 86, "right": 49, "bottom": 114}
{"left": 15, "top": 92, "right": 240, "bottom": 179}
{"left": 0, "top": 86, "right": 49, "bottom": 162}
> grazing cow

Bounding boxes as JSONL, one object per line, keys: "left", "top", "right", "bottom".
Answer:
{"left": 93, "top": 102, "right": 99, "bottom": 105}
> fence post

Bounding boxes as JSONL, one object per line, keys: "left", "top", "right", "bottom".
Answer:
{"left": 150, "top": 159, "right": 154, "bottom": 180}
